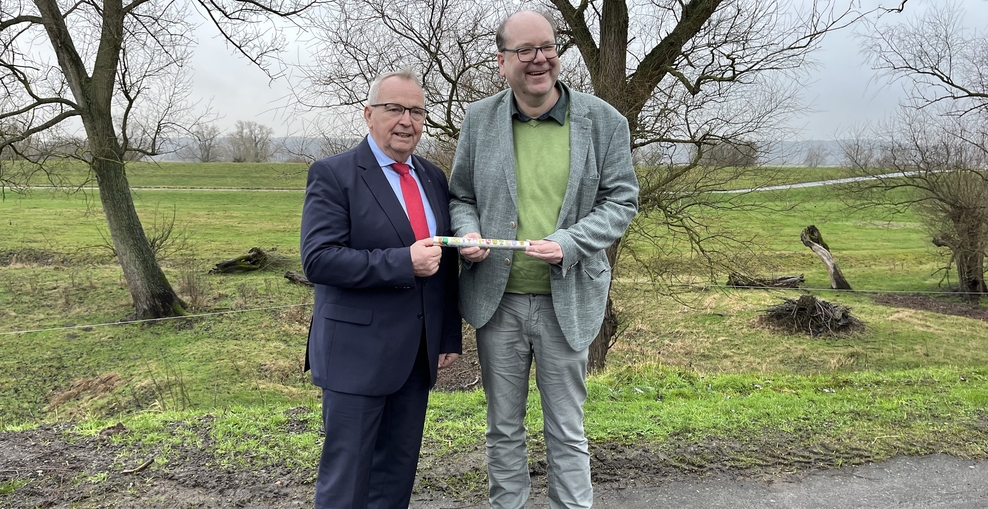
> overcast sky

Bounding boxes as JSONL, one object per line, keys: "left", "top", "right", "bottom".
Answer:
{"left": 187, "top": 0, "right": 988, "bottom": 141}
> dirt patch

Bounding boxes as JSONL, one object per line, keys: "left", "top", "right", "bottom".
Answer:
{"left": 433, "top": 325, "right": 482, "bottom": 392}
{"left": 0, "top": 420, "right": 313, "bottom": 508}
{"left": 0, "top": 248, "right": 60, "bottom": 267}
{"left": 873, "top": 293, "right": 988, "bottom": 321}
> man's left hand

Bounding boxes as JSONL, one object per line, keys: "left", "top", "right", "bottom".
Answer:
{"left": 438, "top": 353, "right": 459, "bottom": 369}
{"left": 525, "top": 240, "right": 563, "bottom": 265}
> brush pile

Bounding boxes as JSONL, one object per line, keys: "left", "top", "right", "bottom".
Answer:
{"left": 759, "top": 295, "right": 863, "bottom": 337}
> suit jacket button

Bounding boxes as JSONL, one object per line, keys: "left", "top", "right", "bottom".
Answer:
{"left": 510, "top": 221, "right": 516, "bottom": 228}
{"left": 504, "top": 258, "right": 511, "bottom": 266}
{"left": 417, "top": 313, "right": 424, "bottom": 319}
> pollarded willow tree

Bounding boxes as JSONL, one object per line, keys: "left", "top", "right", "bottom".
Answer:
{"left": 0, "top": 0, "right": 319, "bottom": 319}
{"left": 297, "top": 0, "right": 892, "bottom": 371}
{"left": 841, "top": 2, "right": 988, "bottom": 297}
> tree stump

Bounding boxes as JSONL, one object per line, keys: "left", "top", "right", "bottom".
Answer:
{"left": 800, "top": 225, "right": 852, "bottom": 290}
{"left": 209, "top": 247, "right": 268, "bottom": 274}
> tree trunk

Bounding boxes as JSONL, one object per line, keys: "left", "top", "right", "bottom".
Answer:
{"left": 93, "top": 154, "right": 186, "bottom": 319}
{"left": 86, "top": 106, "right": 185, "bottom": 319}
{"left": 800, "top": 225, "right": 852, "bottom": 290}
{"left": 571, "top": 2, "right": 719, "bottom": 372}
{"left": 955, "top": 250, "right": 987, "bottom": 300}
{"left": 587, "top": 239, "right": 622, "bottom": 374}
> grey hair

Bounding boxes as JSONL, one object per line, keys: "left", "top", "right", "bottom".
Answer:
{"left": 496, "top": 10, "right": 557, "bottom": 51}
{"left": 367, "top": 68, "right": 422, "bottom": 104}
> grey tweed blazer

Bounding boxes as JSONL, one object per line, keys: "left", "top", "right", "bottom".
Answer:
{"left": 449, "top": 83, "right": 640, "bottom": 351}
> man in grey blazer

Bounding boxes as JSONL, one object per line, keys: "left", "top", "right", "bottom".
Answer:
{"left": 448, "top": 10, "right": 639, "bottom": 509}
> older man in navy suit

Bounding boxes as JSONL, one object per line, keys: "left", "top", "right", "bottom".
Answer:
{"left": 301, "top": 68, "right": 461, "bottom": 509}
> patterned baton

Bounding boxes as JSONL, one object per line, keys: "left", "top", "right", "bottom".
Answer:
{"left": 432, "top": 236, "right": 530, "bottom": 250}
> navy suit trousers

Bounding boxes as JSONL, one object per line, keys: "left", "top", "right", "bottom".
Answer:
{"left": 315, "top": 334, "right": 431, "bottom": 509}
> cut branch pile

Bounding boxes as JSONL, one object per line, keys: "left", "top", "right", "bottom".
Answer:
{"left": 758, "top": 295, "right": 863, "bottom": 337}
{"left": 727, "top": 272, "right": 805, "bottom": 289}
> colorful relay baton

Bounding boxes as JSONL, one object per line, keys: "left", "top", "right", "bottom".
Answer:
{"left": 432, "top": 236, "right": 530, "bottom": 250}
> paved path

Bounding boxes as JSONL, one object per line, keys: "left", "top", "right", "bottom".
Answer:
{"left": 410, "top": 454, "right": 987, "bottom": 508}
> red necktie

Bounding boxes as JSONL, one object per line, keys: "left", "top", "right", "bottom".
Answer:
{"left": 391, "top": 163, "right": 430, "bottom": 240}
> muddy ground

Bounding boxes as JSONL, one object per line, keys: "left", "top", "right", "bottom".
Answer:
{"left": 2, "top": 293, "right": 986, "bottom": 508}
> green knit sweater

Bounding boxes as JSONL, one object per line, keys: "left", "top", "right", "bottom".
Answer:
{"left": 505, "top": 115, "right": 571, "bottom": 294}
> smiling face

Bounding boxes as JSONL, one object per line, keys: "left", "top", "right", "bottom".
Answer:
{"left": 364, "top": 76, "right": 425, "bottom": 162}
{"left": 497, "top": 11, "right": 560, "bottom": 110}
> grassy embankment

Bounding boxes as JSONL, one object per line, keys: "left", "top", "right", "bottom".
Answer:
{"left": 1, "top": 161, "right": 986, "bottom": 498}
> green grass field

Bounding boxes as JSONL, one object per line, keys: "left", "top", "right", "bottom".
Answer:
{"left": 1, "top": 161, "right": 986, "bottom": 499}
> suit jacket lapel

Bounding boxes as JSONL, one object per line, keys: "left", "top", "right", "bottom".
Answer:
{"left": 357, "top": 140, "right": 418, "bottom": 246}
{"left": 558, "top": 94, "right": 592, "bottom": 228}
{"left": 495, "top": 94, "right": 519, "bottom": 210}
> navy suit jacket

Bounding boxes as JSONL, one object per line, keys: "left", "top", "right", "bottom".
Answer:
{"left": 301, "top": 138, "right": 462, "bottom": 396}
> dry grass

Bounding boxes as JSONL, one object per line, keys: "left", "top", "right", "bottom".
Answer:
{"left": 47, "top": 373, "right": 123, "bottom": 410}
{"left": 607, "top": 281, "right": 988, "bottom": 375}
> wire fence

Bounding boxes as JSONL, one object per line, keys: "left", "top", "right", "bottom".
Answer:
{"left": 0, "top": 303, "right": 310, "bottom": 336}
{"left": 3, "top": 281, "right": 983, "bottom": 337}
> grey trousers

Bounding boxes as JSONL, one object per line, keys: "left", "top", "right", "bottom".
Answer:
{"left": 476, "top": 293, "right": 592, "bottom": 509}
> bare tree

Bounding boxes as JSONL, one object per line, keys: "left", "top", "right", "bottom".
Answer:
{"left": 840, "top": 2, "right": 988, "bottom": 298}
{"left": 698, "top": 141, "right": 760, "bottom": 168}
{"left": 299, "top": 0, "right": 890, "bottom": 371}
{"left": 227, "top": 120, "right": 275, "bottom": 162}
{"left": 803, "top": 143, "right": 830, "bottom": 167}
{"left": 0, "top": 0, "right": 320, "bottom": 319}
{"left": 862, "top": 2, "right": 988, "bottom": 117}
{"left": 183, "top": 123, "right": 225, "bottom": 163}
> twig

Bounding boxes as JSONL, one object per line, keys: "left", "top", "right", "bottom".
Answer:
{"left": 120, "top": 457, "right": 154, "bottom": 474}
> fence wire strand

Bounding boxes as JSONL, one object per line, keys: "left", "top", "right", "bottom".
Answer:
{"left": 0, "top": 303, "right": 312, "bottom": 336}
{"left": 3, "top": 282, "right": 984, "bottom": 337}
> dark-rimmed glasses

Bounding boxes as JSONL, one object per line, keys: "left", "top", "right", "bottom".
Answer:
{"left": 501, "top": 43, "right": 561, "bottom": 63}
{"left": 369, "top": 103, "right": 428, "bottom": 122}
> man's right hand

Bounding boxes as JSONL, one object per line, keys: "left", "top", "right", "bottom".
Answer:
{"left": 411, "top": 237, "right": 442, "bottom": 277}
{"left": 459, "top": 232, "right": 490, "bottom": 263}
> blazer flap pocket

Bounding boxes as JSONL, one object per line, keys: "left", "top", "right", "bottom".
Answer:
{"left": 322, "top": 303, "right": 373, "bottom": 325}
{"left": 583, "top": 259, "right": 610, "bottom": 280}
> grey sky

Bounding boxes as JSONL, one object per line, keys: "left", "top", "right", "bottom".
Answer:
{"left": 188, "top": 22, "right": 299, "bottom": 134}
{"left": 794, "top": 0, "right": 988, "bottom": 140}
{"left": 187, "top": 0, "right": 987, "bottom": 141}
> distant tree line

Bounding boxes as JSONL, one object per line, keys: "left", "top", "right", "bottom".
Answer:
{"left": 1, "top": 119, "right": 325, "bottom": 164}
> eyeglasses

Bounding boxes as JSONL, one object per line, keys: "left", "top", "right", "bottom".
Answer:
{"left": 501, "top": 43, "right": 561, "bottom": 63}
{"left": 369, "top": 103, "right": 428, "bottom": 122}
